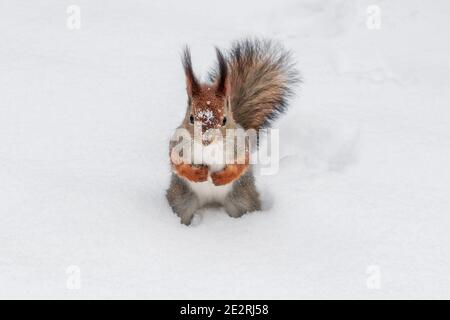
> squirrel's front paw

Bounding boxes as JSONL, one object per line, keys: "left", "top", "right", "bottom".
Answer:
{"left": 190, "top": 165, "right": 209, "bottom": 182}
{"left": 175, "top": 164, "right": 208, "bottom": 182}
{"left": 211, "top": 170, "right": 232, "bottom": 186}
{"left": 211, "top": 164, "right": 249, "bottom": 186}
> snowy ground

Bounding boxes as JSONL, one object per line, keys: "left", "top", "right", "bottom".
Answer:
{"left": 1, "top": 0, "right": 450, "bottom": 299}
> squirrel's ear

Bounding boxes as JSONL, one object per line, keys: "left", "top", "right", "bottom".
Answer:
{"left": 182, "top": 46, "right": 200, "bottom": 97}
{"left": 215, "top": 47, "right": 229, "bottom": 97}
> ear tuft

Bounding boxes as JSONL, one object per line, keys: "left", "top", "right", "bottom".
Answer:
{"left": 182, "top": 46, "right": 200, "bottom": 97}
{"left": 215, "top": 47, "right": 229, "bottom": 97}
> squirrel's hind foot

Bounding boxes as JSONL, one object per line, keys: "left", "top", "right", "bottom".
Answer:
{"left": 166, "top": 174, "right": 200, "bottom": 226}
{"left": 224, "top": 172, "right": 261, "bottom": 218}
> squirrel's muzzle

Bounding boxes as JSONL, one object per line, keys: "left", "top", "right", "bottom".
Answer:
{"left": 202, "top": 129, "right": 215, "bottom": 145}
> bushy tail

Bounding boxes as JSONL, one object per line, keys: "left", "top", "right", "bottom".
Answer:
{"left": 212, "top": 39, "right": 300, "bottom": 130}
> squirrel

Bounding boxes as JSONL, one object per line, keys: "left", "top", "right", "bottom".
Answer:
{"left": 166, "top": 38, "right": 299, "bottom": 225}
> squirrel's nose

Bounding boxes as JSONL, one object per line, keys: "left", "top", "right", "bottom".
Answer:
{"left": 201, "top": 124, "right": 209, "bottom": 134}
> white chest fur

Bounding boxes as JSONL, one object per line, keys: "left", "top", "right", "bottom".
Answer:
{"left": 188, "top": 140, "right": 233, "bottom": 206}
{"left": 192, "top": 141, "right": 227, "bottom": 172}
{"left": 187, "top": 178, "right": 232, "bottom": 206}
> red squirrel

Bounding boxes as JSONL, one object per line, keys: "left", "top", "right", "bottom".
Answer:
{"left": 166, "top": 39, "right": 299, "bottom": 225}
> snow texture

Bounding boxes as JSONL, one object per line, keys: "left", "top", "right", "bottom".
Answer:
{"left": 1, "top": 0, "right": 450, "bottom": 299}
{"left": 196, "top": 109, "right": 215, "bottom": 124}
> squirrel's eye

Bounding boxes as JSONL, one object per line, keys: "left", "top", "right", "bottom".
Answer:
{"left": 222, "top": 116, "right": 227, "bottom": 126}
{"left": 189, "top": 115, "right": 194, "bottom": 124}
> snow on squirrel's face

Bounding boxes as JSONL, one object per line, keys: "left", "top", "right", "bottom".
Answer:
{"left": 181, "top": 46, "right": 237, "bottom": 145}
{"left": 184, "top": 85, "right": 237, "bottom": 146}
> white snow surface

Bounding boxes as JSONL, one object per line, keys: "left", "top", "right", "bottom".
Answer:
{"left": 1, "top": 0, "right": 450, "bottom": 299}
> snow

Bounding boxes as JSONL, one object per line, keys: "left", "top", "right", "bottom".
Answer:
{"left": 196, "top": 109, "right": 215, "bottom": 124}
{"left": 1, "top": 0, "right": 450, "bottom": 299}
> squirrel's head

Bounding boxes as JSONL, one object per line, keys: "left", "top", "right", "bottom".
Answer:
{"left": 181, "top": 47, "right": 237, "bottom": 145}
